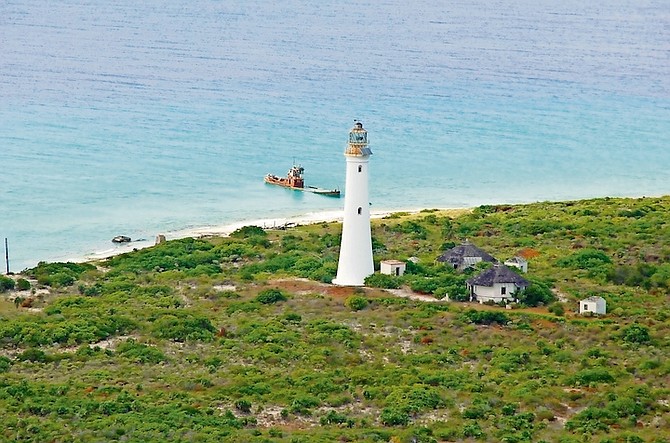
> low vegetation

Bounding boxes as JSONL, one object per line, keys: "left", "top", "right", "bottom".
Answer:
{"left": 1, "top": 196, "right": 669, "bottom": 442}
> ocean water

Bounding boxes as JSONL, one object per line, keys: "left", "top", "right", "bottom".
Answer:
{"left": 1, "top": 0, "right": 669, "bottom": 272}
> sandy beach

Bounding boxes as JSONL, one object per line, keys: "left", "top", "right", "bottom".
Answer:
{"left": 83, "top": 207, "right": 470, "bottom": 265}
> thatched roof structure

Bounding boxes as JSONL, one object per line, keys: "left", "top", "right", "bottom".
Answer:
{"left": 436, "top": 240, "right": 497, "bottom": 268}
{"left": 467, "top": 264, "right": 529, "bottom": 287}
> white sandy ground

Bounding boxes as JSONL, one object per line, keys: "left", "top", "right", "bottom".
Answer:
{"left": 81, "top": 207, "right": 466, "bottom": 265}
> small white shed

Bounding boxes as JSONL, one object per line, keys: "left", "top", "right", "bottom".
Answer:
{"left": 380, "top": 259, "right": 406, "bottom": 276}
{"left": 580, "top": 296, "right": 606, "bottom": 315}
{"left": 504, "top": 256, "right": 528, "bottom": 273}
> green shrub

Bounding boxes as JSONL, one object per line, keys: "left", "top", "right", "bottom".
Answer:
{"left": 390, "top": 220, "right": 428, "bottom": 239}
{"left": 380, "top": 407, "right": 410, "bottom": 426}
{"left": 235, "top": 399, "right": 252, "bottom": 413}
{"left": 226, "top": 301, "right": 261, "bottom": 315}
{"left": 52, "top": 273, "right": 76, "bottom": 286}
{"left": 385, "top": 386, "right": 444, "bottom": 416}
{"left": 230, "top": 225, "right": 267, "bottom": 239}
{"left": 404, "top": 260, "right": 432, "bottom": 276}
{"left": 344, "top": 295, "right": 368, "bottom": 311}
{"left": 0, "top": 356, "right": 11, "bottom": 373}
{"left": 496, "top": 411, "right": 536, "bottom": 441}
{"left": 255, "top": 288, "right": 288, "bottom": 304}
{"left": 517, "top": 280, "right": 555, "bottom": 307}
{"left": 621, "top": 324, "right": 650, "bottom": 344}
{"left": 0, "top": 275, "right": 15, "bottom": 291}
{"left": 151, "top": 312, "right": 216, "bottom": 342}
{"left": 491, "top": 348, "right": 532, "bottom": 371}
{"left": 618, "top": 208, "right": 648, "bottom": 218}
{"left": 535, "top": 407, "right": 555, "bottom": 422}
{"left": 364, "top": 273, "right": 401, "bottom": 289}
{"left": 116, "top": 339, "right": 166, "bottom": 364}
{"left": 565, "top": 407, "right": 616, "bottom": 434}
{"left": 290, "top": 395, "right": 320, "bottom": 415}
{"left": 306, "top": 320, "right": 359, "bottom": 348}
{"left": 460, "top": 309, "right": 509, "bottom": 325}
{"left": 548, "top": 302, "right": 565, "bottom": 316}
{"left": 309, "top": 265, "right": 336, "bottom": 284}
{"left": 27, "top": 262, "right": 95, "bottom": 287}
{"left": 371, "top": 236, "right": 386, "bottom": 252}
{"left": 283, "top": 312, "right": 302, "bottom": 323}
{"left": 78, "top": 283, "right": 102, "bottom": 297}
{"left": 462, "top": 404, "right": 488, "bottom": 419}
{"left": 409, "top": 277, "right": 440, "bottom": 294}
{"left": 606, "top": 394, "right": 648, "bottom": 419}
{"left": 279, "top": 234, "right": 302, "bottom": 253}
{"left": 268, "top": 428, "right": 283, "bottom": 438}
{"left": 501, "top": 403, "right": 518, "bottom": 416}
{"left": 556, "top": 249, "right": 611, "bottom": 270}
{"left": 260, "top": 253, "right": 299, "bottom": 272}
{"left": 214, "top": 241, "right": 257, "bottom": 260}
{"left": 16, "top": 348, "right": 49, "bottom": 363}
{"left": 568, "top": 368, "right": 615, "bottom": 386}
{"left": 461, "top": 422, "right": 485, "bottom": 439}
{"left": 294, "top": 257, "right": 322, "bottom": 273}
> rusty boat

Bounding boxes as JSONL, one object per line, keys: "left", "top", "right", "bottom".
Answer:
{"left": 264, "top": 164, "right": 340, "bottom": 197}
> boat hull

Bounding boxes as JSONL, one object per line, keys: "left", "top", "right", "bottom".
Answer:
{"left": 306, "top": 186, "right": 340, "bottom": 197}
{"left": 264, "top": 172, "right": 340, "bottom": 197}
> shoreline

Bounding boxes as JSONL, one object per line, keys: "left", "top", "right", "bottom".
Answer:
{"left": 81, "top": 207, "right": 470, "bottom": 265}
{"left": 20, "top": 192, "right": 670, "bottom": 271}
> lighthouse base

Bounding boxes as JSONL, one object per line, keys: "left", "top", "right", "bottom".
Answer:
{"left": 333, "top": 259, "right": 373, "bottom": 286}
{"left": 332, "top": 276, "right": 366, "bottom": 287}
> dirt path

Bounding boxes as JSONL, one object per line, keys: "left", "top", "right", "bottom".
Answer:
{"left": 268, "top": 278, "right": 445, "bottom": 303}
{"left": 385, "top": 288, "right": 443, "bottom": 303}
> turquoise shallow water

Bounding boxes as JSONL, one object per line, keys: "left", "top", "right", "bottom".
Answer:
{"left": 1, "top": 0, "right": 669, "bottom": 271}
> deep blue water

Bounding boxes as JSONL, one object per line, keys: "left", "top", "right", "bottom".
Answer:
{"left": 1, "top": 0, "right": 669, "bottom": 271}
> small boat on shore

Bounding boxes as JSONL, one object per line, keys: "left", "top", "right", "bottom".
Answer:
{"left": 265, "top": 164, "right": 340, "bottom": 197}
{"left": 112, "top": 235, "right": 131, "bottom": 243}
{"left": 305, "top": 186, "right": 341, "bottom": 197}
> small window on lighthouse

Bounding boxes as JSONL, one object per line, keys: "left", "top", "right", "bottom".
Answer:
{"left": 358, "top": 165, "right": 362, "bottom": 173}
{"left": 357, "top": 207, "right": 362, "bottom": 215}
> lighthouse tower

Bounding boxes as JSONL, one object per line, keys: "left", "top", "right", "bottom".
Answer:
{"left": 333, "top": 121, "right": 374, "bottom": 286}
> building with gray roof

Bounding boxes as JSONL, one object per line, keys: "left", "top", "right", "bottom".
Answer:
{"left": 467, "top": 264, "right": 530, "bottom": 304}
{"left": 436, "top": 240, "right": 497, "bottom": 271}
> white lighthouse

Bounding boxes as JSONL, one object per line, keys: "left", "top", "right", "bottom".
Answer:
{"left": 333, "top": 121, "right": 374, "bottom": 286}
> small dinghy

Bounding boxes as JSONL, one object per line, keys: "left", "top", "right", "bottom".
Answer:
{"left": 112, "top": 235, "right": 131, "bottom": 243}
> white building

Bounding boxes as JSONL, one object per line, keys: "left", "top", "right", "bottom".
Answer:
{"left": 467, "top": 264, "right": 529, "bottom": 304}
{"left": 580, "top": 296, "right": 606, "bottom": 315}
{"left": 380, "top": 259, "right": 406, "bottom": 276}
{"left": 504, "top": 256, "right": 528, "bottom": 273}
{"left": 333, "top": 121, "right": 374, "bottom": 286}
{"left": 437, "top": 241, "right": 497, "bottom": 271}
